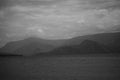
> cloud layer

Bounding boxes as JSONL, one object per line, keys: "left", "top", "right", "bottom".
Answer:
{"left": 0, "top": 0, "right": 120, "bottom": 47}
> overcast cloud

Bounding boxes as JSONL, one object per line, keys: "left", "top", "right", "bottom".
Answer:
{"left": 0, "top": 0, "right": 120, "bottom": 47}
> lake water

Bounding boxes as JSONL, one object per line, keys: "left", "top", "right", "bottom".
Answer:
{"left": 0, "top": 54, "right": 120, "bottom": 80}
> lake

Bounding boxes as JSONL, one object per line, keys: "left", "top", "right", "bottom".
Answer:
{"left": 0, "top": 54, "right": 120, "bottom": 80}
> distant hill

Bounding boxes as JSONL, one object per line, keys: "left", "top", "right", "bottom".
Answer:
{"left": 77, "top": 32, "right": 120, "bottom": 53}
{"left": 71, "top": 32, "right": 120, "bottom": 45}
{"left": 0, "top": 32, "right": 120, "bottom": 56}
{"left": 40, "top": 39, "right": 111, "bottom": 56}
{"left": 0, "top": 37, "right": 58, "bottom": 56}
{"left": 0, "top": 36, "right": 84, "bottom": 56}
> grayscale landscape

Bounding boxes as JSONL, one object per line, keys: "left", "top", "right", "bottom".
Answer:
{"left": 0, "top": 32, "right": 120, "bottom": 80}
{"left": 0, "top": 0, "right": 120, "bottom": 80}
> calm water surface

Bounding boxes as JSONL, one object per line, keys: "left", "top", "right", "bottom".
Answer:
{"left": 0, "top": 54, "right": 120, "bottom": 80}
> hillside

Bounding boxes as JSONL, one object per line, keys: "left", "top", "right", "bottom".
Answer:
{"left": 0, "top": 32, "right": 120, "bottom": 56}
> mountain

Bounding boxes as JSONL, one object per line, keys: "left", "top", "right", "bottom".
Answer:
{"left": 80, "top": 32, "right": 120, "bottom": 53}
{"left": 38, "top": 32, "right": 120, "bottom": 56}
{"left": 0, "top": 32, "right": 120, "bottom": 56}
{"left": 41, "top": 39, "right": 111, "bottom": 56}
{"left": 69, "top": 32, "right": 120, "bottom": 45}
{"left": 0, "top": 37, "right": 64, "bottom": 56}
{"left": 63, "top": 32, "right": 120, "bottom": 53}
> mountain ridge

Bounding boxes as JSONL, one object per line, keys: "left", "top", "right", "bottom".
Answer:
{"left": 40, "top": 39, "right": 111, "bottom": 55}
{"left": 0, "top": 32, "right": 120, "bottom": 56}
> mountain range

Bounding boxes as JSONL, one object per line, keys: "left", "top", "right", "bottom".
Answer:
{"left": 0, "top": 32, "right": 120, "bottom": 56}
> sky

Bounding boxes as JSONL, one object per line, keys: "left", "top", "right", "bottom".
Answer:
{"left": 0, "top": 0, "right": 120, "bottom": 47}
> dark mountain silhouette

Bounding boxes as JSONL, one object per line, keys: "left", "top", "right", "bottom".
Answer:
{"left": 0, "top": 32, "right": 120, "bottom": 56}
{"left": 62, "top": 32, "right": 120, "bottom": 53}
{"left": 40, "top": 39, "right": 111, "bottom": 56}
{"left": 78, "top": 32, "right": 120, "bottom": 53}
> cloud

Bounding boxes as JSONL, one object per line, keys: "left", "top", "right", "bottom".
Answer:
{"left": 0, "top": 0, "right": 120, "bottom": 47}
